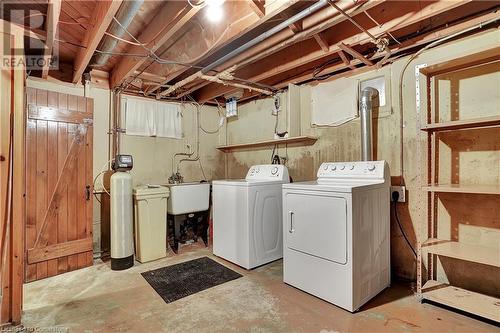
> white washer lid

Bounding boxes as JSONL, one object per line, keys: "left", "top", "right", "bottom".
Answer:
{"left": 213, "top": 179, "right": 288, "bottom": 187}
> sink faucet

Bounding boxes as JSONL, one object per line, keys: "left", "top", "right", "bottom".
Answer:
{"left": 168, "top": 171, "right": 184, "bottom": 184}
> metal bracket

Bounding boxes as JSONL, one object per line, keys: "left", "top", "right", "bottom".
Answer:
{"left": 414, "top": 63, "right": 427, "bottom": 295}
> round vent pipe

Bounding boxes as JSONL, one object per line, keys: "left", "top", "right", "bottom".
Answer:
{"left": 91, "top": 0, "right": 144, "bottom": 67}
{"left": 360, "top": 87, "right": 378, "bottom": 161}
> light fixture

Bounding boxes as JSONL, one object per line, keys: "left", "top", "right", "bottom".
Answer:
{"left": 205, "top": 0, "right": 224, "bottom": 23}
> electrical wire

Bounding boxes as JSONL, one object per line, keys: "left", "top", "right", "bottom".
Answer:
{"left": 363, "top": 10, "right": 402, "bottom": 45}
{"left": 187, "top": 95, "right": 224, "bottom": 134}
{"left": 392, "top": 200, "right": 417, "bottom": 258}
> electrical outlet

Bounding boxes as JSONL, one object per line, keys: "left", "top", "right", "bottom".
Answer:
{"left": 391, "top": 186, "right": 406, "bottom": 203}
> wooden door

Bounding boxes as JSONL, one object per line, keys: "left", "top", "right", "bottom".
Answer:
{"left": 25, "top": 88, "right": 93, "bottom": 282}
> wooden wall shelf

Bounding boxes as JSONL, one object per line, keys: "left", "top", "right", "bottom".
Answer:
{"left": 216, "top": 135, "right": 318, "bottom": 153}
{"left": 419, "top": 46, "right": 500, "bottom": 77}
{"left": 422, "top": 239, "right": 500, "bottom": 267}
{"left": 421, "top": 115, "right": 500, "bottom": 132}
{"left": 423, "top": 184, "right": 500, "bottom": 195}
{"left": 422, "top": 280, "right": 500, "bottom": 322}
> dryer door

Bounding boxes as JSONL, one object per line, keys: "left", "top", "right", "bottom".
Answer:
{"left": 284, "top": 191, "right": 348, "bottom": 265}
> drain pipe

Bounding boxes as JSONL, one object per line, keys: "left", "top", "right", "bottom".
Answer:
{"left": 91, "top": 0, "right": 144, "bottom": 67}
{"left": 360, "top": 87, "right": 378, "bottom": 161}
{"left": 160, "top": 0, "right": 329, "bottom": 97}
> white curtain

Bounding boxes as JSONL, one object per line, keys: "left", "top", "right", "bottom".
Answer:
{"left": 156, "top": 102, "right": 182, "bottom": 138}
{"left": 124, "top": 96, "right": 182, "bottom": 139}
{"left": 311, "top": 77, "right": 359, "bottom": 126}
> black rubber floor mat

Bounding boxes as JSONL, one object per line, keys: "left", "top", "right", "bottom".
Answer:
{"left": 141, "top": 257, "right": 242, "bottom": 303}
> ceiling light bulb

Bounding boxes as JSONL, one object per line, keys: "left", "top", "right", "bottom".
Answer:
{"left": 205, "top": 0, "right": 224, "bottom": 7}
{"left": 206, "top": 4, "right": 223, "bottom": 22}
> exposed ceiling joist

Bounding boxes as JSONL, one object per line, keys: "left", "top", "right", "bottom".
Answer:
{"left": 338, "top": 42, "right": 373, "bottom": 66}
{"left": 146, "top": 0, "right": 300, "bottom": 96}
{"left": 179, "top": 0, "right": 382, "bottom": 99}
{"left": 194, "top": 0, "right": 474, "bottom": 102}
{"left": 338, "top": 50, "right": 355, "bottom": 69}
{"left": 288, "top": 20, "right": 302, "bottom": 33}
{"left": 235, "top": 10, "right": 499, "bottom": 104}
{"left": 110, "top": 2, "right": 201, "bottom": 89}
{"left": 72, "top": 0, "right": 122, "bottom": 84}
{"left": 283, "top": 11, "right": 500, "bottom": 90}
{"left": 248, "top": 0, "right": 265, "bottom": 18}
{"left": 313, "top": 33, "right": 329, "bottom": 52}
{"left": 41, "top": 0, "right": 61, "bottom": 79}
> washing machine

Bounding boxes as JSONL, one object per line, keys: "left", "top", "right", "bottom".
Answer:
{"left": 212, "top": 165, "right": 289, "bottom": 269}
{"left": 282, "top": 161, "right": 390, "bottom": 312}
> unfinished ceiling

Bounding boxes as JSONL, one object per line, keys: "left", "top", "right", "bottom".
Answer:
{"left": 7, "top": 0, "right": 500, "bottom": 103}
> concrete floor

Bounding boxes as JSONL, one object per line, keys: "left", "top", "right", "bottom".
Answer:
{"left": 23, "top": 245, "right": 497, "bottom": 333}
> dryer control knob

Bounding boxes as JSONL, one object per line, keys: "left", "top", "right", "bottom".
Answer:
{"left": 323, "top": 164, "right": 329, "bottom": 170}
{"left": 367, "top": 164, "right": 376, "bottom": 171}
{"left": 271, "top": 166, "right": 279, "bottom": 175}
{"left": 349, "top": 165, "right": 355, "bottom": 170}
{"left": 340, "top": 165, "right": 345, "bottom": 170}
{"left": 330, "top": 165, "right": 337, "bottom": 171}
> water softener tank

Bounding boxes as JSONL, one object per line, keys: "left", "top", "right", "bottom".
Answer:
{"left": 110, "top": 155, "right": 134, "bottom": 270}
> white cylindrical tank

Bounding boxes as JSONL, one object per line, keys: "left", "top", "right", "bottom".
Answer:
{"left": 110, "top": 171, "right": 134, "bottom": 270}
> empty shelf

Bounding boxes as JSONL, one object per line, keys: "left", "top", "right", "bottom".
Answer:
{"left": 216, "top": 135, "right": 318, "bottom": 152}
{"left": 422, "top": 280, "right": 500, "bottom": 322}
{"left": 423, "top": 184, "right": 500, "bottom": 195}
{"left": 421, "top": 116, "right": 500, "bottom": 132}
{"left": 422, "top": 239, "right": 500, "bottom": 267}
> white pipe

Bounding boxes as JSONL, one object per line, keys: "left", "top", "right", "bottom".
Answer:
{"left": 200, "top": 75, "right": 273, "bottom": 95}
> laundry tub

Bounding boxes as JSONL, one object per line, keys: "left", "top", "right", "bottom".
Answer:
{"left": 133, "top": 185, "right": 170, "bottom": 263}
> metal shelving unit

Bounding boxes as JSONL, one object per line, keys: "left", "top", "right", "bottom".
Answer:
{"left": 417, "top": 48, "right": 500, "bottom": 323}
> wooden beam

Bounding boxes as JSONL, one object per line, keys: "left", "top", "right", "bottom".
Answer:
{"left": 42, "top": 0, "right": 61, "bottom": 79}
{"left": 248, "top": 0, "right": 265, "bottom": 18}
{"left": 194, "top": 0, "right": 470, "bottom": 102}
{"left": 178, "top": 0, "right": 382, "bottom": 98}
{"left": 147, "top": 0, "right": 300, "bottom": 96}
{"left": 313, "top": 33, "right": 329, "bottom": 52}
{"left": 289, "top": 20, "right": 303, "bottom": 33}
{"left": 236, "top": 11, "right": 500, "bottom": 104}
{"left": 337, "top": 50, "right": 356, "bottom": 69}
{"left": 337, "top": 42, "right": 373, "bottom": 66}
{"left": 72, "top": 0, "right": 122, "bottom": 84}
{"left": 280, "top": 12, "right": 302, "bottom": 33}
{"left": 110, "top": 2, "right": 201, "bottom": 89}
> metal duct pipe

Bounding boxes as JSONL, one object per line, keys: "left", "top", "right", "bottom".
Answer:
{"left": 91, "top": 0, "right": 144, "bottom": 67}
{"left": 202, "top": 0, "right": 328, "bottom": 74}
{"left": 161, "top": 0, "right": 328, "bottom": 96}
{"left": 360, "top": 87, "right": 378, "bottom": 161}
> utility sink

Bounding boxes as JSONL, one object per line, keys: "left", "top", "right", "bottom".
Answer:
{"left": 163, "top": 182, "right": 210, "bottom": 215}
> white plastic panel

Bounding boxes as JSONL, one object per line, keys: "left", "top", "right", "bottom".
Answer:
{"left": 246, "top": 164, "right": 289, "bottom": 182}
{"left": 213, "top": 185, "right": 250, "bottom": 268}
{"left": 251, "top": 187, "right": 283, "bottom": 265}
{"left": 285, "top": 192, "right": 347, "bottom": 265}
{"left": 317, "top": 160, "right": 388, "bottom": 182}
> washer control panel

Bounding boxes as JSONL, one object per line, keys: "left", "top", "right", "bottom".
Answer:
{"left": 317, "top": 161, "right": 387, "bottom": 180}
{"left": 246, "top": 164, "right": 289, "bottom": 182}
